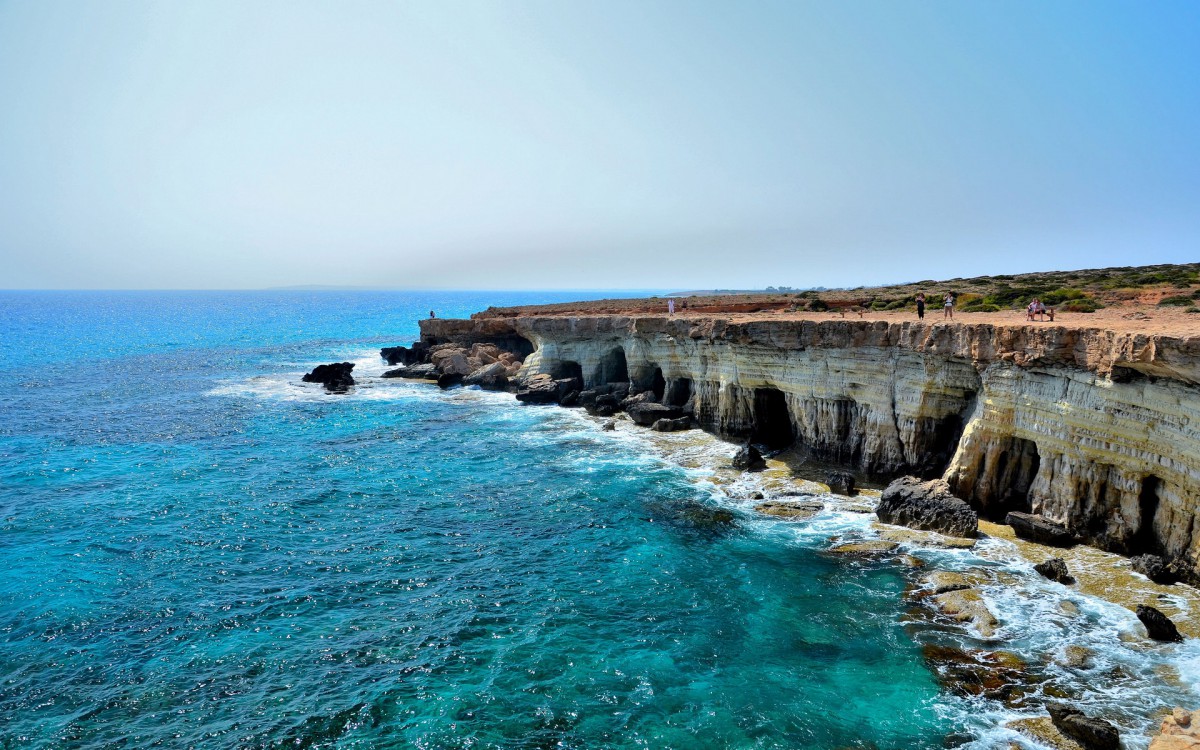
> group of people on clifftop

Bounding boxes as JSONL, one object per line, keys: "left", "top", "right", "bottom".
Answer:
{"left": 913, "top": 292, "right": 956, "bottom": 320}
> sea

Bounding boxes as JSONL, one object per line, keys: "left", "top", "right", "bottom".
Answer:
{"left": 1, "top": 290, "right": 1197, "bottom": 750}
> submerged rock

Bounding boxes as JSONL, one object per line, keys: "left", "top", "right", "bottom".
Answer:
{"left": 601, "top": 420, "right": 616, "bottom": 431}
{"left": 828, "top": 540, "right": 900, "bottom": 556}
{"left": 876, "top": 476, "right": 978, "bottom": 538}
{"left": 1006, "top": 717, "right": 1086, "bottom": 750}
{"left": 930, "top": 588, "right": 1000, "bottom": 638}
{"left": 731, "top": 442, "right": 766, "bottom": 470}
{"left": 922, "top": 644, "right": 1028, "bottom": 706}
{"left": 1137, "top": 604, "right": 1184, "bottom": 642}
{"left": 302, "top": 362, "right": 355, "bottom": 392}
{"left": 755, "top": 501, "right": 823, "bottom": 520}
{"left": 1047, "top": 704, "right": 1120, "bottom": 750}
{"left": 1006, "top": 512, "right": 1078, "bottom": 547}
{"left": 921, "top": 571, "right": 972, "bottom": 595}
{"left": 1035, "top": 557, "right": 1077, "bottom": 585}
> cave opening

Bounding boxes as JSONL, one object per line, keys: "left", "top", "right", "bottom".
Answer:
{"left": 554, "top": 360, "right": 584, "bottom": 383}
{"left": 1134, "top": 475, "right": 1162, "bottom": 554}
{"left": 651, "top": 368, "right": 666, "bottom": 401}
{"left": 666, "top": 377, "right": 692, "bottom": 408}
{"left": 752, "top": 387, "right": 794, "bottom": 449}
{"left": 595, "top": 347, "right": 629, "bottom": 386}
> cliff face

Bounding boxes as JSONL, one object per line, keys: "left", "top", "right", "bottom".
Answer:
{"left": 418, "top": 316, "right": 1200, "bottom": 574}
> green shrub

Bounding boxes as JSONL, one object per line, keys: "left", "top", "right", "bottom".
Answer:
{"left": 1192, "top": 289, "right": 1200, "bottom": 299}
{"left": 1158, "top": 296, "right": 1193, "bottom": 307}
{"left": 807, "top": 299, "right": 829, "bottom": 312}
{"left": 963, "top": 303, "right": 1002, "bottom": 313}
{"left": 1188, "top": 306, "right": 1200, "bottom": 314}
{"left": 1060, "top": 299, "right": 1101, "bottom": 312}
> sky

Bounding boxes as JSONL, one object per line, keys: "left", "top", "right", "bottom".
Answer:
{"left": 1, "top": 1, "right": 1198, "bottom": 290}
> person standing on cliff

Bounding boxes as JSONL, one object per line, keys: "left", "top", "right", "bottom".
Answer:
{"left": 429, "top": 310, "right": 436, "bottom": 318}
{"left": 668, "top": 299, "right": 675, "bottom": 315}
{"left": 916, "top": 293, "right": 926, "bottom": 319}
{"left": 943, "top": 293, "right": 954, "bottom": 319}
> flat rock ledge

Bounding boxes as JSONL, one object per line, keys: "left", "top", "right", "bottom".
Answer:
{"left": 876, "top": 476, "right": 978, "bottom": 538}
{"left": 755, "top": 501, "right": 823, "bottom": 520}
{"left": 915, "top": 570, "right": 1000, "bottom": 638}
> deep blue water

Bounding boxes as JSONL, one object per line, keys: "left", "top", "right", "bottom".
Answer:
{"left": 0, "top": 291, "right": 947, "bottom": 749}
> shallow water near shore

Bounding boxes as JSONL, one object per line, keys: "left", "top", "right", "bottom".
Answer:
{"left": 1, "top": 291, "right": 1196, "bottom": 749}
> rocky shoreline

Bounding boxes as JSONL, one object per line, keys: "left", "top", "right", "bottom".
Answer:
{"left": 355, "top": 310, "right": 1200, "bottom": 748}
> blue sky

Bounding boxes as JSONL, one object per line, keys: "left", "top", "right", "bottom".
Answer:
{"left": 1, "top": 1, "right": 1197, "bottom": 290}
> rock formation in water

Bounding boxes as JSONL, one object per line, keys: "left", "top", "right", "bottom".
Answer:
{"left": 394, "top": 314, "right": 1200, "bottom": 582}
{"left": 877, "top": 476, "right": 979, "bottom": 538}
{"left": 302, "top": 362, "right": 355, "bottom": 392}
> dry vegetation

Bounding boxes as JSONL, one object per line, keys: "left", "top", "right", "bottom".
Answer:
{"left": 475, "top": 263, "right": 1200, "bottom": 322}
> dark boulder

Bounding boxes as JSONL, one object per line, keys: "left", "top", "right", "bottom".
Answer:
{"left": 560, "top": 390, "right": 581, "bottom": 407}
{"left": 824, "top": 471, "right": 856, "bottom": 496}
{"left": 515, "top": 376, "right": 580, "bottom": 404}
{"left": 1046, "top": 704, "right": 1120, "bottom": 750}
{"left": 382, "top": 363, "right": 438, "bottom": 379}
{"left": 651, "top": 416, "right": 693, "bottom": 432}
{"left": 1005, "top": 512, "right": 1077, "bottom": 547}
{"left": 1034, "top": 557, "right": 1075, "bottom": 585}
{"left": 1130, "top": 554, "right": 1179, "bottom": 585}
{"left": 876, "top": 476, "right": 978, "bottom": 538}
{"left": 302, "top": 362, "right": 355, "bottom": 392}
{"left": 381, "top": 343, "right": 428, "bottom": 366}
{"left": 436, "top": 372, "right": 463, "bottom": 389}
{"left": 627, "top": 402, "right": 684, "bottom": 426}
{"left": 1137, "top": 604, "right": 1183, "bottom": 642}
{"left": 732, "top": 442, "right": 766, "bottom": 470}
{"left": 601, "top": 420, "right": 616, "bottom": 431}
{"left": 586, "top": 393, "right": 621, "bottom": 415}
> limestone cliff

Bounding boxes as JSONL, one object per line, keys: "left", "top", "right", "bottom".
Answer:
{"left": 416, "top": 315, "right": 1200, "bottom": 578}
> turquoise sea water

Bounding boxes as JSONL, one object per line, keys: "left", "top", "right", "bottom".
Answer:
{"left": 4, "top": 291, "right": 1197, "bottom": 749}
{"left": 0, "top": 291, "right": 945, "bottom": 748}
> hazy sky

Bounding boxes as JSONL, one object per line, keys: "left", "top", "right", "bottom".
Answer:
{"left": 1, "top": 1, "right": 1198, "bottom": 290}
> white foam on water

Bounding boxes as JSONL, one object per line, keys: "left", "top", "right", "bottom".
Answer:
{"left": 209, "top": 364, "right": 1200, "bottom": 747}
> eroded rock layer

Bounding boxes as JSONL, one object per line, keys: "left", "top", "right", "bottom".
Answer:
{"left": 417, "top": 315, "right": 1200, "bottom": 579}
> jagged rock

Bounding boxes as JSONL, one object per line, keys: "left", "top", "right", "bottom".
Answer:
{"left": 1137, "top": 604, "right": 1184, "bottom": 642}
{"left": 931, "top": 588, "right": 1000, "bottom": 638}
{"left": 620, "top": 391, "right": 658, "bottom": 411}
{"left": 601, "top": 420, "right": 616, "bottom": 431}
{"left": 749, "top": 491, "right": 765, "bottom": 500}
{"left": 381, "top": 343, "right": 428, "bottom": 366}
{"left": 515, "top": 375, "right": 579, "bottom": 404}
{"left": 302, "top": 362, "right": 355, "bottom": 392}
{"left": 559, "top": 390, "right": 580, "bottom": 407}
{"left": 1047, "top": 704, "right": 1120, "bottom": 750}
{"left": 430, "top": 348, "right": 473, "bottom": 377}
{"left": 1132, "top": 554, "right": 1180, "bottom": 585}
{"left": 382, "top": 363, "right": 438, "bottom": 379}
{"left": 463, "top": 361, "right": 509, "bottom": 388}
{"left": 1006, "top": 512, "right": 1078, "bottom": 547}
{"left": 731, "top": 442, "right": 766, "bottom": 470}
{"left": 876, "top": 476, "right": 978, "bottom": 538}
{"left": 824, "top": 471, "right": 856, "bottom": 495}
{"left": 627, "top": 402, "right": 683, "bottom": 426}
{"left": 755, "top": 501, "right": 823, "bottom": 520}
{"left": 586, "top": 393, "right": 621, "bottom": 416}
{"left": 651, "top": 416, "right": 693, "bottom": 432}
{"left": 436, "top": 372, "right": 462, "bottom": 389}
{"left": 1035, "top": 557, "right": 1076, "bottom": 585}
{"left": 922, "top": 645, "right": 1028, "bottom": 706}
